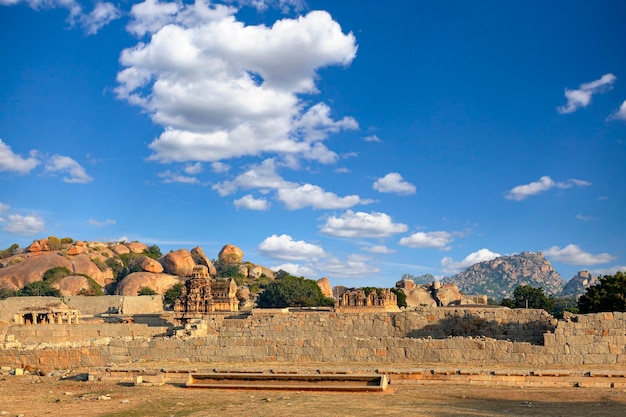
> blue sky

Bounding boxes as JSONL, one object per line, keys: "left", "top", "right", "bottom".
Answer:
{"left": 1, "top": 0, "right": 625, "bottom": 288}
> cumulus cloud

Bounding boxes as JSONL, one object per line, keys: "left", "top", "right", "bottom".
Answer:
{"left": 363, "top": 135, "right": 382, "bottom": 142}
{"left": 211, "top": 162, "right": 230, "bottom": 173}
{"left": 158, "top": 169, "right": 199, "bottom": 184}
{"left": 0, "top": 203, "right": 9, "bottom": 222}
{"left": 88, "top": 218, "right": 116, "bottom": 227}
{"left": 321, "top": 210, "right": 408, "bottom": 238}
{"left": 399, "top": 231, "right": 453, "bottom": 250}
{"left": 213, "top": 159, "right": 292, "bottom": 196}
{"left": 45, "top": 155, "right": 92, "bottom": 183}
{"left": 557, "top": 73, "right": 616, "bottom": 114}
{"left": 590, "top": 266, "right": 626, "bottom": 276}
{"left": 234, "top": 194, "right": 269, "bottom": 210}
{"left": 0, "top": 0, "right": 119, "bottom": 34}
{"left": 322, "top": 253, "right": 380, "bottom": 278}
{"left": 0, "top": 139, "right": 39, "bottom": 174}
{"left": 440, "top": 248, "right": 501, "bottom": 275}
{"left": 607, "top": 100, "right": 626, "bottom": 121}
{"left": 270, "top": 262, "right": 317, "bottom": 278}
{"left": 117, "top": 4, "right": 358, "bottom": 165}
{"left": 3, "top": 213, "right": 45, "bottom": 236}
{"left": 506, "top": 176, "right": 590, "bottom": 201}
{"left": 258, "top": 234, "right": 324, "bottom": 261}
{"left": 544, "top": 244, "right": 614, "bottom": 265}
{"left": 184, "top": 162, "right": 203, "bottom": 175}
{"left": 373, "top": 172, "right": 416, "bottom": 195}
{"left": 576, "top": 214, "right": 598, "bottom": 222}
{"left": 277, "top": 183, "right": 366, "bottom": 210}
{"left": 363, "top": 245, "right": 395, "bottom": 254}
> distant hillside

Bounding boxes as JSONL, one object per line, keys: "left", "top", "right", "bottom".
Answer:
{"left": 442, "top": 252, "right": 565, "bottom": 300}
{"left": 400, "top": 273, "right": 436, "bottom": 286}
{"left": 560, "top": 270, "right": 599, "bottom": 298}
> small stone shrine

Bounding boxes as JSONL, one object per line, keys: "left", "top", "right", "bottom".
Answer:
{"left": 336, "top": 288, "right": 400, "bottom": 312}
{"left": 174, "top": 265, "right": 238, "bottom": 321}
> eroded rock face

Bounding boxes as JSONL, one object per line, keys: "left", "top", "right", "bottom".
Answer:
{"left": 111, "top": 244, "right": 130, "bottom": 255}
{"left": 396, "top": 279, "right": 416, "bottom": 290}
{"left": 125, "top": 242, "right": 148, "bottom": 254}
{"left": 159, "top": 249, "right": 196, "bottom": 277}
{"left": 191, "top": 246, "right": 216, "bottom": 276}
{"left": 54, "top": 276, "right": 90, "bottom": 296}
{"left": 139, "top": 256, "right": 164, "bottom": 273}
{"left": 317, "top": 278, "right": 332, "bottom": 298}
{"left": 71, "top": 254, "right": 114, "bottom": 287}
{"left": 0, "top": 253, "right": 73, "bottom": 290}
{"left": 218, "top": 244, "right": 243, "bottom": 265}
{"left": 114, "top": 272, "right": 181, "bottom": 295}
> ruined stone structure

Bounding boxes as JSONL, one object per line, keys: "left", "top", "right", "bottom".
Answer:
{"left": 336, "top": 288, "right": 399, "bottom": 312}
{"left": 14, "top": 308, "right": 79, "bottom": 325}
{"left": 174, "top": 265, "right": 238, "bottom": 319}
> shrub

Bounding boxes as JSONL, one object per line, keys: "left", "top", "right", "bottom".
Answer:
{"left": 163, "top": 283, "right": 184, "bottom": 308}
{"left": 92, "top": 258, "right": 108, "bottom": 272}
{"left": 43, "top": 267, "right": 72, "bottom": 284}
{"left": 501, "top": 285, "right": 555, "bottom": 312}
{"left": 256, "top": 274, "right": 334, "bottom": 308}
{"left": 47, "top": 236, "right": 62, "bottom": 251}
{"left": 60, "top": 237, "right": 73, "bottom": 244}
{"left": 0, "top": 243, "right": 19, "bottom": 259}
{"left": 0, "top": 286, "right": 16, "bottom": 299}
{"left": 138, "top": 286, "right": 157, "bottom": 296}
{"left": 17, "top": 281, "right": 61, "bottom": 297}
{"left": 579, "top": 271, "right": 626, "bottom": 313}
{"left": 144, "top": 244, "right": 162, "bottom": 259}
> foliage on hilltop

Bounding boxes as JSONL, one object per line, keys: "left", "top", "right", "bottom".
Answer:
{"left": 256, "top": 271, "right": 334, "bottom": 308}
{"left": 578, "top": 272, "right": 626, "bottom": 313}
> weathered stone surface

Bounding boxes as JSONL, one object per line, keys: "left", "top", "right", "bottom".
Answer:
{"left": 396, "top": 279, "right": 416, "bottom": 290}
{"left": 317, "top": 278, "right": 332, "bottom": 298}
{"left": 139, "top": 257, "right": 164, "bottom": 274}
{"left": 111, "top": 244, "right": 130, "bottom": 255}
{"left": 114, "top": 272, "right": 181, "bottom": 296}
{"left": 159, "top": 249, "right": 195, "bottom": 277}
{"left": 218, "top": 244, "right": 243, "bottom": 265}
{"left": 260, "top": 267, "right": 275, "bottom": 280}
{"left": 125, "top": 242, "right": 148, "bottom": 254}
{"left": 28, "top": 241, "right": 43, "bottom": 253}
{"left": 238, "top": 264, "right": 249, "bottom": 276}
{"left": 67, "top": 245, "right": 84, "bottom": 256}
{"left": 54, "top": 276, "right": 90, "bottom": 296}
{"left": 71, "top": 254, "right": 114, "bottom": 287}
{"left": 248, "top": 265, "right": 263, "bottom": 279}
{"left": 190, "top": 247, "right": 216, "bottom": 276}
{"left": 0, "top": 253, "right": 73, "bottom": 290}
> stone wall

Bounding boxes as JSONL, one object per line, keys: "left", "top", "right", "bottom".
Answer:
{"left": 0, "top": 309, "right": 624, "bottom": 369}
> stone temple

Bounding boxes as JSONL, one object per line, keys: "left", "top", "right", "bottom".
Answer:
{"left": 174, "top": 265, "right": 238, "bottom": 321}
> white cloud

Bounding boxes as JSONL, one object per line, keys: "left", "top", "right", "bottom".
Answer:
{"left": 544, "top": 244, "right": 614, "bottom": 265}
{"left": 557, "top": 73, "right": 616, "bottom": 114}
{"left": 321, "top": 210, "right": 408, "bottom": 238}
{"left": 506, "top": 176, "right": 590, "bottom": 201}
{"left": 0, "top": 139, "right": 39, "bottom": 174}
{"left": 607, "top": 100, "right": 626, "bottom": 121}
{"left": 364, "top": 135, "right": 382, "bottom": 142}
{"left": 158, "top": 169, "right": 199, "bottom": 184}
{"left": 440, "top": 248, "right": 501, "bottom": 275}
{"left": 0, "top": 203, "right": 9, "bottom": 222}
{"left": 213, "top": 159, "right": 292, "bottom": 196}
{"left": 3, "top": 213, "right": 45, "bottom": 236}
{"left": 277, "top": 183, "right": 366, "bottom": 210}
{"left": 590, "top": 266, "right": 626, "bottom": 276}
{"left": 399, "top": 231, "right": 453, "bottom": 250}
{"left": 88, "top": 218, "right": 116, "bottom": 227}
{"left": 118, "top": 5, "right": 358, "bottom": 165}
{"left": 258, "top": 234, "right": 324, "bottom": 261}
{"left": 184, "top": 162, "right": 203, "bottom": 175}
{"left": 322, "top": 253, "right": 380, "bottom": 278}
{"left": 80, "top": 2, "right": 120, "bottom": 35}
{"left": 1, "top": 0, "right": 119, "bottom": 34}
{"left": 576, "top": 214, "right": 598, "bottom": 222}
{"left": 211, "top": 162, "right": 230, "bottom": 173}
{"left": 363, "top": 245, "right": 395, "bottom": 254}
{"left": 270, "top": 263, "right": 317, "bottom": 278}
{"left": 373, "top": 172, "right": 416, "bottom": 195}
{"left": 45, "top": 155, "right": 93, "bottom": 183}
{"left": 234, "top": 194, "right": 269, "bottom": 210}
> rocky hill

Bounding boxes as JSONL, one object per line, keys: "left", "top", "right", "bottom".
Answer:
{"left": 560, "top": 270, "right": 599, "bottom": 297}
{"left": 400, "top": 273, "right": 436, "bottom": 286}
{"left": 442, "top": 252, "right": 566, "bottom": 300}
{"left": 0, "top": 238, "right": 275, "bottom": 299}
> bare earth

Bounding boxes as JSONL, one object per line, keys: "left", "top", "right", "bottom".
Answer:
{"left": 1, "top": 372, "right": 625, "bottom": 417}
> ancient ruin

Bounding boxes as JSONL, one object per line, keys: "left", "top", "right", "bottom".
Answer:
{"left": 336, "top": 288, "right": 399, "bottom": 312}
{"left": 174, "top": 265, "right": 238, "bottom": 321}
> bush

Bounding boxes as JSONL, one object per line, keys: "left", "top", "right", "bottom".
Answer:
{"left": 92, "top": 258, "right": 108, "bottom": 272}
{"left": 0, "top": 286, "right": 16, "bottom": 299}
{"left": 43, "top": 267, "right": 72, "bottom": 284}
{"left": 17, "top": 281, "right": 61, "bottom": 297}
{"left": 60, "top": 237, "right": 73, "bottom": 244}
{"left": 163, "top": 283, "right": 184, "bottom": 308}
{"left": 138, "top": 286, "right": 157, "bottom": 296}
{"left": 144, "top": 244, "right": 162, "bottom": 259}
{"left": 579, "top": 271, "right": 626, "bottom": 313}
{"left": 47, "top": 236, "right": 62, "bottom": 251}
{"left": 105, "top": 257, "right": 127, "bottom": 281}
{"left": 0, "top": 243, "right": 19, "bottom": 259}
{"left": 256, "top": 274, "right": 334, "bottom": 308}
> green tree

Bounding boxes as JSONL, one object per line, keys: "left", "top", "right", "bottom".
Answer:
{"left": 501, "top": 285, "right": 555, "bottom": 312}
{"left": 256, "top": 274, "right": 334, "bottom": 308}
{"left": 391, "top": 288, "right": 407, "bottom": 308}
{"left": 47, "top": 236, "right": 62, "bottom": 251}
{"left": 17, "top": 281, "right": 61, "bottom": 297}
{"left": 43, "top": 266, "right": 72, "bottom": 283}
{"left": 0, "top": 243, "right": 19, "bottom": 259}
{"left": 164, "top": 283, "right": 184, "bottom": 308}
{"left": 144, "top": 244, "right": 162, "bottom": 259}
{"left": 138, "top": 286, "right": 157, "bottom": 296}
{"left": 0, "top": 286, "right": 16, "bottom": 299}
{"left": 578, "top": 272, "right": 626, "bottom": 313}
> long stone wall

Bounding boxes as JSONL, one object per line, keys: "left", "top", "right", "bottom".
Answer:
{"left": 0, "top": 309, "right": 624, "bottom": 369}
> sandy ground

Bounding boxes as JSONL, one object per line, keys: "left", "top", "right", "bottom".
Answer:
{"left": 1, "top": 371, "right": 626, "bottom": 417}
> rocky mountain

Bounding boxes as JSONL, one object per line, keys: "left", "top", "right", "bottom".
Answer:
{"left": 400, "top": 273, "right": 436, "bottom": 286}
{"left": 442, "top": 252, "right": 566, "bottom": 300}
{"left": 560, "top": 270, "right": 599, "bottom": 297}
{"left": 0, "top": 238, "right": 276, "bottom": 298}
